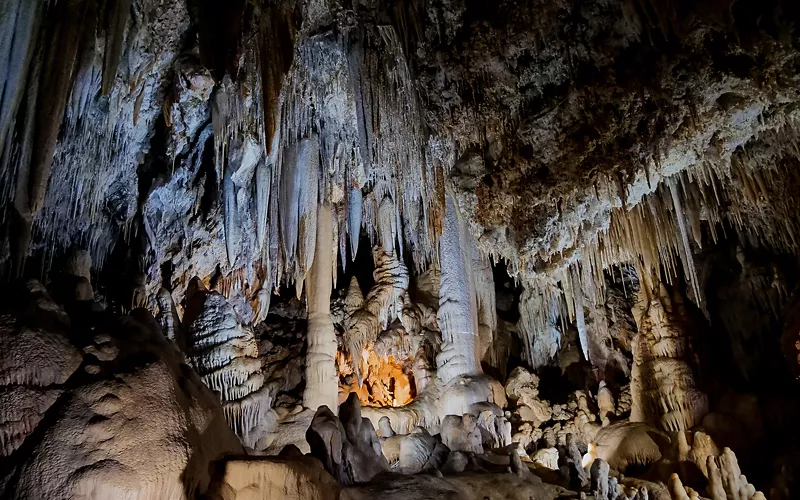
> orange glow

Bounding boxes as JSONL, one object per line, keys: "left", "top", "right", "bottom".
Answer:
{"left": 338, "top": 346, "right": 415, "bottom": 407}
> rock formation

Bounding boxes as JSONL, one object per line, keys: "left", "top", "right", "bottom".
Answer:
{"left": 0, "top": 281, "right": 82, "bottom": 458}
{"left": 306, "top": 395, "right": 387, "bottom": 486}
{"left": 0, "top": 281, "right": 242, "bottom": 499}
{"left": 436, "top": 194, "right": 482, "bottom": 383}
{"left": 304, "top": 203, "right": 338, "bottom": 411}
{"left": 1, "top": 0, "right": 800, "bottom": 498}
{"left": 344, "top": 246, "right": 409, "bottom": 384}
{"left": 183, "top": 278, "right": 271, "bottom": 447}
{"left": 630, "top": 282, "right": 708, "bottom": 432}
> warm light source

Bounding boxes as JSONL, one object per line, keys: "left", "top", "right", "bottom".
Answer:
{"left": 337, "top": 345, "right": 416, "bottom": 407}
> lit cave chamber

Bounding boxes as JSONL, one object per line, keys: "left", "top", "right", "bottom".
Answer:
{"left": 1, "top": 0, "right": 800, "bottom": 499}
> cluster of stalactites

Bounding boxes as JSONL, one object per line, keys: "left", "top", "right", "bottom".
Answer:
{"left": 0, "top": 0, "right": 141, "bottom": 274}
{"left": 517, "top": 275, "right": 564, "bottom": 369}
{"left": 517, "top": 145, "right": 800, "bottom": 370}
{"left": 208, "top": 13, "right": 441, "bottom": 310}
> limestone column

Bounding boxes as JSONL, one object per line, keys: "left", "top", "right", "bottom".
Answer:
{"left": 304, "top": 203, "right": 338, "bottom": 411}
{"left": 436, "top": 194, "right": 481, "bottom": 383}
{"left": 629, "top": 280, "right": 708, "bottom": 431}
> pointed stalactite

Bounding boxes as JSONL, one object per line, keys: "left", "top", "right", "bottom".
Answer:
{"left": 378, "top": 195, "right": 396, "bottom": 255}
{"left": 668, "top": 178, "right": 702, "bottom": 303}
{"left": 297, "top": 136, "right": 319, "bottom": 278}
{"left": 10, "top": 29, "right": 43, "bottom": 278}
{"left": 28, "top": 0, "right": 95, "bottom": 215}
{"left": 571, "top": 267, "right": 590, "bottom": 363}
{"left": 100, "top": 0, "right": 132, "bottom": 95}
{"left": 223, "top": 164, "right": 238, "bottom": 267}
{"left": 348, "top": 187, "right": 362, "bottom": 260}
{"left": 196, "top": 0, "right": 245, "bottom": 82}
{"left": 0, "top": 0, "right": 42, "bottom": 165}
{"left": 259, "top": 5, "right": 295, "bottom": 155}
{"left": 471, "top": 237, "right": 496, "bottom": 362}
{"left": 255, "top": 161, "right": 271, "bottom": 251}
{"left": 517, "top": 277, "right": 562, "bottom": 369}
{"left": 347, "top": 31, "right": 372, "bottom": 174}
{"left": 389, "top": 0, "right": 424, "bottom": 58}
{"left": 279, "top": 141, "right": 299, "bottom": 265}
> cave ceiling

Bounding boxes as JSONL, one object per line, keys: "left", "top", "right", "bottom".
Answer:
{"left": 0, "top": 0, "right": 798, "bottom": 295}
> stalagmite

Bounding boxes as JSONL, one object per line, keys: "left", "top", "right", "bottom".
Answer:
{"left": 436, "top": 194, "right": 480, "bottom": 383}
{"left": 304, "top": 203, "right": 338, "bottom": 411}
{"left": 705, "top": 449, "right": 766, "bottom": 500}
{"left": 306, "top": 400, "right": 386, "bottom": 486}
{"left": 588, "top": 422, "right": 670, "bottom": 471}
{"left": 156, "top": 287, "right": 181, "bottom": 344}
{"left": 182, "top": 278, "right": 271, "bottom": 446}
{"left": 2, "top": 3, "right": 800, "bottom": 498}
{"left": 629, "top": 283, "right": 708, "bottom": 432}
{"left": 62, "top": 248, "right": 93, "bottom": 301}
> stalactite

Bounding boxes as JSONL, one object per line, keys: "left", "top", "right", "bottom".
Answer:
{"left": 668, "top": 178, "right": 702, "bottom": 302}
{"left": 570, "top": 266, "right": 590, "bottom": 362}
{"left": 0, "top": 0, "right": 42, "bottom": 170}
{"left": 255, "top": 160, "right": 272, "bottom": 252}
{"left": 277, "top": 23, "right": 437, "bottom": 281}
{"left": 471, "top": 237, "right": 497, "bottom": 362}
{"left": 513, "top": 143, "right": 800, "bottom": 376}
{"left": 100, "top": 0, "right": 131, "bottom": 95}
{"left": 348, "top": 187, "right": 363, "bottom": 260}
{"left": 196, "top": 0, "right": 245, "bottom": 82}
{"left": 223, "top": 163, "right": 238, "bottom": 267}
{"left": 517, "top": 275, "right": 562, "bottom": 369}
{"left": 296, "top": 136, "right": 320, "bottom": 280}
{"left": 279, "top": 141, "right": 300, "bottom": 269}
{"left": 304, "top": 203, "right": 338, "bottom": 411}
{"left": 259, "top": 4, "right": 294, "bottom": 156}
{"left": 28, "top": 0, "right": 95, "bottom": 215}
